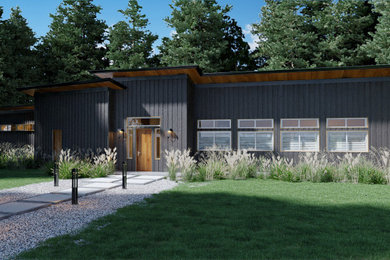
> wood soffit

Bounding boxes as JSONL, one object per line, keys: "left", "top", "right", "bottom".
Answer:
{"left": 92, "top": 66, "right": 390, "bottom": 85}
{"left": 19, "top": 80, "right": 125, "bottom": 96}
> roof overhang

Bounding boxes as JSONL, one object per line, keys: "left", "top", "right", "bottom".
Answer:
{"left": 0, "top": 105, "right": 34, "bottom": 111}
{"left": 18, "top": 78, "right": 126, "bottom": 96}
{"left": 91, "top": 65, "right": 390, "bottom": 85}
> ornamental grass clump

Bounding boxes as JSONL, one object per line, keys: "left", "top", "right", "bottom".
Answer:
{"left": 198, "top": 149, "right": 228, "bottom": 180}
{"left": 224, "top": 150, "right": 258, "bottom": 179}
{"left": 0, "top": 143, "right": 38, "bottom": 169}
{"left": 165, "top": 149, "right": 181, "bottom": 181}
{"left": 269, "top": 155, "right": 295, "bottom": 181}
{"left": 178, "top": 149, "right": 197, "bottom": 182}
{"left": 295, "top": 152, "right": 335, "bottom": 182}
{"left": 57, "top": 148, "right": 117, "bottom": 179}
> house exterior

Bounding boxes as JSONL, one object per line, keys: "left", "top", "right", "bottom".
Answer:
{"left": 1, "top": 65, "right": 390, "bottom": 171}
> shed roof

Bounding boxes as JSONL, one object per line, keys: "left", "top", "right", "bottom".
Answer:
{"left": 18, "top": 78, "right": 126, "bottom": 96}
{"left": 91, "top": 64, "right": 390, "bottom": 84}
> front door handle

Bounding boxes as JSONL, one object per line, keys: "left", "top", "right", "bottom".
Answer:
{"left": 137, "top": 151, "right": 141, "bottom": 156}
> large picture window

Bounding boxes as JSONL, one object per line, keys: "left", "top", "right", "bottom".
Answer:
{"left": 198, "top": 131, "right": 231, "bottom": 151}
{"left": 238, "top": 131, "right": 274, "bottom": 151}
{"left": 281, "top": 131, "right": 319, "bottom": 152}
{"left": 327, "top": 131, "right": 368, "bottom": 152}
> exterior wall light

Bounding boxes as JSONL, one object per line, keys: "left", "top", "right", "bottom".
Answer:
{"left": 167, "top": 128, "right": 178, "bottom": 141}
{"left": 118, "top": 128, "right": 126, "bottom": 172}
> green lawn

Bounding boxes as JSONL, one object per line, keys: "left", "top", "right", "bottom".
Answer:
{"left": 0, "top": 169, "right": 51, "bottom": 190}
{"left": 18, "top": 179, "right": 390, "bottom": 259}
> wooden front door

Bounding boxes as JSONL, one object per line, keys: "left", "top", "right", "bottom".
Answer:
{"left": 136, "top": 128, "right": 152, "bottom": 171}
{"left": 52, "top": 129, "right": 62, "bottom": 161}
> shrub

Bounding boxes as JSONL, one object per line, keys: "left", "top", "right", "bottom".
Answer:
{"left": 0, "top": 143, "right": 38, "bottom": 169}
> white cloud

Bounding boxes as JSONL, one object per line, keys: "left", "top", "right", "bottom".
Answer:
{"left": 243, "top": 24, "right": 259, "bottom": 51}
{"left": 170, "top": 30, "right": 177, "bottom": 37}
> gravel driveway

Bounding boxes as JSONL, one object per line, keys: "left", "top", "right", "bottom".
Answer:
{"left": 0, "top": 179, "right": 177, "bottom": 259}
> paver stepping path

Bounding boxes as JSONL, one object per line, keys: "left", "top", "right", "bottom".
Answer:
{"left": 0, "top": 174, "right": 166, "bottom": 221}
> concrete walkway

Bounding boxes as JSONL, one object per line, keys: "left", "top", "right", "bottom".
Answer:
{"left": 0, "top": 172, "right": 166, "bottom": 221}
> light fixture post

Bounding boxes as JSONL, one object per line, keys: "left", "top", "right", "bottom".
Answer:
{"left": 53, "top": 162, "right": 59, "bottom": 187}
{"left": 72, "top": 168, "right": 78, "bottom": 205}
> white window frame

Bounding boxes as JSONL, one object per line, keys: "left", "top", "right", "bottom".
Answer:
{"left": 238, "top": 131, "right": 274, "bottom": 151}
{"left": 280, "top": 118, "right": 319, "bottom": 129}
{"left": 197, "top": 119, "right": 231, "bottom": 129}
{"left": 326, "top": 130, "right": 369, "bottom": 153}
{"left": 326, "top": 118, "right": 368, "bottom": 128}
{"left": 197, "top": 131, "right": 232, "bottom": 151}
{"left": 280, "top": 131, "right": 320, "bottom": 152}
{"left": 238, "top": 119, "right": 274, "bottom": 129}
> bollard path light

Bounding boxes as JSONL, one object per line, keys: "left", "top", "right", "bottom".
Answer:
{"left": 122, "top": 161, "right": 127, "bottom": 189}
{"left": 72, "top": 168, "right": 78, "bottom": 205}
{"left": 53, "top": 163, "right": 59, "bottom": 187}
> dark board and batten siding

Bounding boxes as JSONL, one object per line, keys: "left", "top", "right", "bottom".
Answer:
{"left": 34, "top": 88, "right": 109, "bottom": 158}
{"left": 193, "top": 77, "right": 390, "bottom": 162}
{"left": 0, "top": 111, "right": 34, "bottom": 146}
{"left": 111, "top": 75, "right": 190, "bottom": 171}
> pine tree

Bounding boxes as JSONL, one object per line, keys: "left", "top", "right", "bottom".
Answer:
{"left": 251, "top": 0, "right": 378, "bottom": 70}
{"left": 38, "top": 0, "right": 107, "bottom": 83}
{"left": 361, "top": 0, "right": 390, "bottom": 64}
{"left": 0, "top": 7, "right": 37, "bottom": 105}
{"left": 159, "top": 0, "right": 252, "bottom": 72}
{"left": 107, "top": 0, "right": 158, "bottom": 69}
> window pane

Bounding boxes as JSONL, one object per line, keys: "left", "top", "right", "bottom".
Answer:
{"left": 281, "top": 119, "right": 299, "bottom": 128}
{"left": 239, "top": 132, "right": 256, "bottom": 150}
{"left": 215, "top": 120, "right": 230, "bottom": 128}
{"left": 155, "top": 129, "right": 161, "bottom": 159}
{"left": 347, "top": 118, "right": 367, "bottom": 128}
{"left": 328, "top": 132, "right": 347, "bottom": 152}
{"left": 256, "top": 132, "right": 273, "bottom": 151}
{"left": 300, "top": 132, "right": 319, "bottom": 151}
{"left": 198, "top": 120, "right": 214, "bottom": 128}
{"left": 327, "top": 119, "right": 346, "bottom": 128}
{"left": 129, "top": 118, "right": 160, "bottom": 126}
{"left": 215, "top": 132, "right": 231, "bottom": 149}
{"left": 347, "top": 132, "right": 367, "bottom": 152}
{"left": 127, "top": 128, "right": 133, "bottom": 159}
{"left": 300, "top": 119, "right": 318, "bottom": 128}
{"left": 281, "top": 132, "right": 300, "bottom": 151}
{"left": 198, "top": 132, "right": 214, "bottom": 150}
{"left": 239, "top": 120, "right": 255, "bottom": 128}
{"left": 256, "top": 119, "right": 273, "bottom": 128}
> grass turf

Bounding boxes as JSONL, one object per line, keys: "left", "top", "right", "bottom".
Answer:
{"left": 0, "top": 169, "right": 51, "bottom": 190}
{"left": 18, "top": 179, "right": 390, "bottom": 259}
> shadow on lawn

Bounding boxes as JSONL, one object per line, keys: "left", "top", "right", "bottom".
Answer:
{"left": 19, "top": 191, "right": 390, "bottom": 259}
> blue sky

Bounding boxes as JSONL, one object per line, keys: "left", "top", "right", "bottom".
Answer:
{"left": 1, "top": 0, "right": 265, "bottom": 51}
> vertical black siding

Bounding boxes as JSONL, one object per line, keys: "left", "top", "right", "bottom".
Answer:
{"left": 0, "top": 110, "right": 34, "bottom": 146}
{"left": 111, "top": 75, "right": 189, "bottom": 171}
{"left": 35, "top": 88, "right": 109, "bottom": 158}
{"left": 193, "top": 77, "right": 390, "bottom": 162}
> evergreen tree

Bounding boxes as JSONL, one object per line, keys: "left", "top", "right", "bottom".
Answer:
{"left": 159, "top": 0, "right": 252, "bottom": 72}
{"left": 252, "top": 0, "right": 378, "bottom": 70}
{"left": 107, "top": 0, "right": 158, "bottom": 69}
{"left": 38, "top": 0, "right": 107, "bottom": 83}
{"left": 361, "top": 0, "right": 390, "bottom": 64}
{"left": 251, "top": 0, "right": 318, "bottom": 70}
{"left": 0, "top": 7, "right": 37, "bottom": 105}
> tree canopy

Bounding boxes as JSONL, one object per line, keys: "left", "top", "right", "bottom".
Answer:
{"left": 361, "top": 0, "right": 390, "bottom": 64}
{"left": 252, "top": 0, "right": 378, "bottom": 70}
{"left": 159, "top": 0, "right": 253, "bottom": 73}
{"left": 0, "top": 7, "right": 37, "bottom": 105}
{"left": 107, "top": 0, "right": 158, "bottom": 69}
{"left": 38, "top": 0, "right": 107, "bottom": 83}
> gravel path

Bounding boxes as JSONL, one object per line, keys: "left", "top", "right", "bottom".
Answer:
{"left": 0, "top": 179, "right": 177, "bottom": 260}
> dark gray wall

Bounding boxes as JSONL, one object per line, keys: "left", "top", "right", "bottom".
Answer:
{"left": 34, "top": 88, "right": 109, "bottom": 158}
{"left": 193, "top": 77, "right": 390, "bottom": 161}
{"left": 0, "top": 110, "right": 34, "bottom": 146}
{"left": 111, "top": 75, "right": 190, "bottom": 171}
